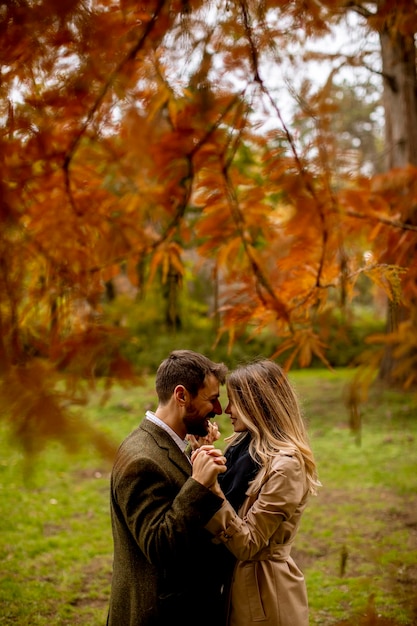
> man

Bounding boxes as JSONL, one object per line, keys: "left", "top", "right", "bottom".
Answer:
{"left": 107, "top": 350, "right": 228, "bottom": 626}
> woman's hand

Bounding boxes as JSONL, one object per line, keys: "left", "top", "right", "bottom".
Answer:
{"left": 191, "top": 445, "right": 227, "bottom": 489}
{"left": 186, "top": 421, "right": 220, "bottom": 451}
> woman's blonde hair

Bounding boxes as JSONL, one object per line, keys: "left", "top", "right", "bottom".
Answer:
{"left": 225, "top": 359, "right": 321, "bottom": 496}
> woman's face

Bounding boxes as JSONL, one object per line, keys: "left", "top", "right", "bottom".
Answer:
{"left": 225, "top": 395, "right": 248, "bottom": 433}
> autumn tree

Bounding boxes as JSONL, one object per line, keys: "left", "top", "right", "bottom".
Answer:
{"left": 293, "top": 78, "right": 385, "bottom": 177}
{"left": 1, "top": 0, "right": 417, "bottom": 454}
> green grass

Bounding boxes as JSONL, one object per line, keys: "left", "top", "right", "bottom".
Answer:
{"left": 289, "top": 369, "right": 417, "bottom": 625}
{"left": 1, "top": 368, "right": 417, "bottom": 625}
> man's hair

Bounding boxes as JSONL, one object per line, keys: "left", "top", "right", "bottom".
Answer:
{"left": 155, "top": 349, "right": 228, "bottom": 404}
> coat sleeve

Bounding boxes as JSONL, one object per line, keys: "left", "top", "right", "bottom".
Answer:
{"left": 205, "top": 454, "right": 306, "bottom": 560}
{"left": 112, "top": 454, "right": 223, "bottom": 565}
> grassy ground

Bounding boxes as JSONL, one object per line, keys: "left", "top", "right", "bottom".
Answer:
{"left": 0, "top": 368, "right": 416, "bottom": 625}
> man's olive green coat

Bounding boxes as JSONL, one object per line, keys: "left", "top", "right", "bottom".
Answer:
{"left": 107, "top": 419, "right": 224, "bottom": 626}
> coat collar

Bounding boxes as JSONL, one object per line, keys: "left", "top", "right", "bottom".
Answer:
{"left": 139, "top": 418, "right": 192, "bottom": 475}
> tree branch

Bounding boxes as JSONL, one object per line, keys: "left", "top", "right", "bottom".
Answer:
{"left": 63, "top": 0, "right": 168, "bottom": 213}
{"left": 239, "top": 0, "right": 331, "bottom": 291}
{"left": 344, "top": 209, "right": 417, "bottom": 232}
{"left": 343, "top": 1, "right": 375, "bottom": 19}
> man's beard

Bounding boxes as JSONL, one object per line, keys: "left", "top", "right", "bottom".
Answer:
{"left": 184, "top": 417, "right": 210, "bottom": 437}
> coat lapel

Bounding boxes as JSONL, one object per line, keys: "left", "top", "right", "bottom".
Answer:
{"left": 140, "top": 419, "right": 192, "bottom": 476}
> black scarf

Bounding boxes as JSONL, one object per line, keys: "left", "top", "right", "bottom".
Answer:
{"left": 218, "top": 432, "right": 259, "bottom": 512}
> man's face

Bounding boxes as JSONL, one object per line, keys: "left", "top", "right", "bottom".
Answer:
{"left": 183, "top": 374, "right": 223, "bottom": 437}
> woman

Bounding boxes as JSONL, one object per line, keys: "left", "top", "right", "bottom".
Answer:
{"left": 194, "top": 359, "right": 321, "bottom": 626}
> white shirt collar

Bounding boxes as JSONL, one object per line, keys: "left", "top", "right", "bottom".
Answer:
{"left": 145, "top": 410, "right": 188, "bottom": 453}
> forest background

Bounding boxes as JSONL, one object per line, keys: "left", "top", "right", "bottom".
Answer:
{"left": 1, "top": 0, "right": 417, "bottom": 455}
{"left": 1, "top": 0, "right": 417, "bottom": 623}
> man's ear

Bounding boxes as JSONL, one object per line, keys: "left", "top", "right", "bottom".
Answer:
{"left": 174, "top": 384, "right": 187, "bottom": 405}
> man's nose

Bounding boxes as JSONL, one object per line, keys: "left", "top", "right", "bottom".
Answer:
{"left": 213, "top": 399, "right": 222, "bottom": 415}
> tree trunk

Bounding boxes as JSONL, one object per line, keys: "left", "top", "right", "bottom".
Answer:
{"left": 380, "top": 27, "right": 417, "bottom": 169}
{"left": 163, "top": 267, "right": 182, "bottom": 332}
{"left": 378, "top": 2, "right": 417, "bottom": 381}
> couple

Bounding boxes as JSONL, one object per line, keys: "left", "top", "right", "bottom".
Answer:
{"left": 107, "top": 350, "right": 320, "bottom": 626}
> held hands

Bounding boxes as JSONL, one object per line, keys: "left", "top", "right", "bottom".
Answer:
{"left": 186, "top": 421, "right": 220, "bottom": 451}
{"left": 191, "top": 445, "right": 227, "bottom": 490}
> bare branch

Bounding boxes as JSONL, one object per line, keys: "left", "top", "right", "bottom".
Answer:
{"left": 343, "top": 1, "right": 375, "bottom": 19}
{"left": 344, "top": 209, "right": 417, "bottom": 232}
{"left": 239, "top": 0, "right": 332, "bottom": 292}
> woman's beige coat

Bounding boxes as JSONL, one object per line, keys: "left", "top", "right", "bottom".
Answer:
{"left": 206, "top": 451, "right": 310, "bottom": 626}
